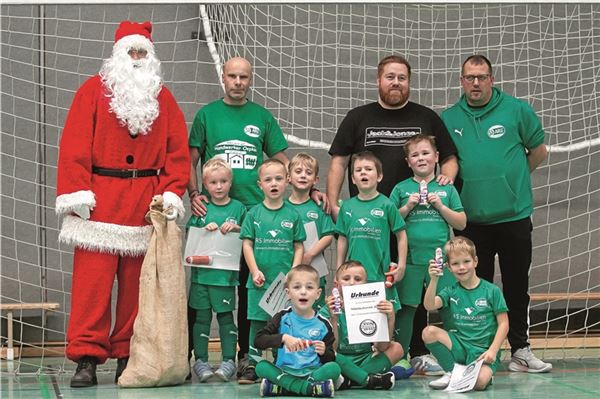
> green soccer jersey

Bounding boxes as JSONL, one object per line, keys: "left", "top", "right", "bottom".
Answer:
{"left": 319, "top": 305, "right": 372, "bottom": 357}
{"left": 188, "top": 99, "right": 288, "bottom": 207}
{"left": 335, "top": 194, "right": 406, "bottom": 282}
{"left": 437, "top": 279, "right": 508, "bottom": 349}
{"left": 389, "top": 178, "right": 464, "bottom": 266}
{"left": 186, "top": 199, "right": 247, "bottom": 286}
{"left": 286, "top": 198, "right": 335, "bottom": 253}
{"left": 240, "top": 202, "right": 306, "bottom": 289}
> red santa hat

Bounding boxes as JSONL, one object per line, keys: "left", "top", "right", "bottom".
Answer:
{"left": 115, "top": 20, "right": 153, "bottom": 43}
{"left": 112, "top": 20, "right": 154, "bottom": 55}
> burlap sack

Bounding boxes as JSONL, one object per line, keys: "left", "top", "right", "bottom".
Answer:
{"left": 118, "top": 196, "right": 189, "bottom": 387}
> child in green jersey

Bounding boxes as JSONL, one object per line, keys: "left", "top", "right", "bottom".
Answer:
{"left": 255, "top": 264, "right": 341, "bottom": 398}
{"left": 423, "top": 236, "right": 509, "bottom": 391}
{"left": 287, "top": 153, "right": 335, "bottom": 311}
{"left": 335, "top": 151, "right": 407, "bottom": 310}
{"left": 239, "top": 158, "right": 306, "bottom": 384}
{"left": 187, "top": 159, "right": 247, "bottom": 382}
{"left": 321, "top": 260, "right": 404, "bottom": 390}
{"left": 389, "top": 134, "right": 466, "bottom": 374}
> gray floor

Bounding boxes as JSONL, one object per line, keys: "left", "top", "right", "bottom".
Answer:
{"left": 2, "top": 357, "right": 600, "bottom": 399}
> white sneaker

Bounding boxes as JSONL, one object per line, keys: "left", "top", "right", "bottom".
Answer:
{"left": 410, "top": 354, "right": 445, "bottom": 376}
{"left": 429, "top": 372, "right": 451, "bottom": 390}
{"left": 193, "top": 359, "right": 214, "bottom": 382}
{"left": 508, "top": 347, "right": 552, "bottom": 373}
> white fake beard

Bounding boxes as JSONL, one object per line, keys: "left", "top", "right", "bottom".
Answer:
{"left": 100, "top": 48, "right": 162, "bottom": 136}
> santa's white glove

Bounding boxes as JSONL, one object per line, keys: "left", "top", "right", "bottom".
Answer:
{"left": 72, "top": 204, "right": 91, "bottom": 220}
{"left": 164, "top": 207, "right": 178, "bottom": 221}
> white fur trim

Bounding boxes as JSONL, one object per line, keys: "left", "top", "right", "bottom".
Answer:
{"left": 59, "top": 215, "right": 152, "bottom": 256}
{"left": 162, "top": 191, "right": 185, "bottom": 221}
{"left": 113, "top": 34, "right": 154, "bottom": 55}
{"left": 55, "top": 190, "right": 96, "bottom": 215}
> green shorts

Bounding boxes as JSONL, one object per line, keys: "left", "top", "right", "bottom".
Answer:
{"left": 396, "top": 263, "right": 456, "bottom": 305}
{"left": 247, "top": 287, "right": 275, "bottom": 321}
{"left": 189, "top": 283, "right": 236, "bottom": 313}
{"left": 448, "top": 331, "right": 501, "bottom": 374}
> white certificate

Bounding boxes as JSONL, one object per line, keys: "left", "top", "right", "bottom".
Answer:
{"left": 342, "top": 282, "right": 389, "bottom": 344}
{"left": 183, "top": 226, "right": 242, "bottom": 271}
{"left": 303, "top": 221, "right": 329, "bottom": 277}
{"left": 444, "top": 359, "right": 484, "bottom": 392}
{"left": 258, "top": 272, "right": 291, "bottom": 317}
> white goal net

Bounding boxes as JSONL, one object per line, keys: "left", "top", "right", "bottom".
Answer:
{"left": 1, "top": 3, "right": 598, "bottom": 374}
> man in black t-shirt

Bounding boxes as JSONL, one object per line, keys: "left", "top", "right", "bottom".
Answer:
{"left": 326, "top": 55, "right": 458, "bottom": 377}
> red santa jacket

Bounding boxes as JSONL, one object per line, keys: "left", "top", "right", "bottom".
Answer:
{"left": 55, "top": 75, "right": 190, "bottom": 256}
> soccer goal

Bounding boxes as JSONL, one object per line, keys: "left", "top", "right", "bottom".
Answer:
{"left": 1, "top": 3, "right": 598, "bottom": 374}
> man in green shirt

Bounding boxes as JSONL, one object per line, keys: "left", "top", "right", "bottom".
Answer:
{"left": 187, "top": 57, "right": 289, "bottom": 377}
{"left": 441, "top": 54, "right": 550, "bottom": 373}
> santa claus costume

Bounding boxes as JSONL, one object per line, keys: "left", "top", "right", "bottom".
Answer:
{"left": 55, "top": 21, "right": 190, "bottom": 387}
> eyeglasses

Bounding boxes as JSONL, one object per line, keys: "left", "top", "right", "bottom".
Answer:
{"left": 462, "top": 74, "right": 490, "bottom": 82}
{"left": 128, "top": 49, "right": 148, "bottom": 58}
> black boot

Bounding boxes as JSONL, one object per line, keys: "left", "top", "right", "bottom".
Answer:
{"left": 70, "top": 356, "right": 98, "bottom": 388}
{"left": 114, "top": 357, "right": 129, "bottom": 383}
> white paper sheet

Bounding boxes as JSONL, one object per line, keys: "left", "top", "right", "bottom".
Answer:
{"left": 444, "top": 359, "right": 484, "bottom": 392}
{"left": 342, "top": 281, "right": 389, "bottom": 344}
{"left": 183, "top": 227, "right": 242, "bottom": 271}
{"left": 258, "top": 272, "right": 291, "bottom": 316}
{"left": 303, "top": 221, "right": 329, "bottom": 277}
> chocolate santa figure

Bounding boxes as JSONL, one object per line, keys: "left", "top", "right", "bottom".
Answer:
{"left": 55, "top": 21, "right": 190, "bottom": 387}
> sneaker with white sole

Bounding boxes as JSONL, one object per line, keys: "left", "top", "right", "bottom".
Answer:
{"left": 193, "top": 360, "right": 214, "bottom": 382}
{"left": 311, "top": 379, "right": 335, "bottom": 397}
{"left": 366, "top": 371, "right": 395, "bottom": 390}
{"left": 260, "top": 378, "right": 284, "bottom": 396}
{"left": 428, "top": 372, "right": 451, "bottom": 390}
{"left": 214, "top": 359, "right": 236, "bottom": 381}
{"left": 508, "top": 347, "right": 552, "bottom": 373}
{"left": 410, "top": 354, "right": 444, "bottom": 376}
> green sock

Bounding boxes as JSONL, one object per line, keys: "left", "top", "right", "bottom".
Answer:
{"left": 362, "top": 352, "right": 393, "bottom": 375}
{"left": 216, "top": 312, "right": 237, "bottom": 361}
{"left": 425, "top": 341, "right": 455, "bottom": 372}
{"left": 248, "top": 320, "right": 267, "bottom": 365}
{"left": 193, "top": 308, "right": 212, "bottom": 362}
{"left": 255, "top": 360, "right": 311, "bottom": 394}
{"left": 394, "top": 305, "right": 417, "bottom": 360}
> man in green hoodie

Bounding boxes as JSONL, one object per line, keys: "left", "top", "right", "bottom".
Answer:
{"left": 441, "top": 55, "right": 551, "bottom": 373}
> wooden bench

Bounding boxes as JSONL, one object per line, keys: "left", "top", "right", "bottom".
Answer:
{"left": 0, "top": 302, "right": 60, "bottom": 360}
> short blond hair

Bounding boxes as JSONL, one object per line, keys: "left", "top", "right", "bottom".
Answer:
{"left": 202, "top": 158, "right": 232, "bottom": 180}
{"left": 258, "top": 158, "right": 288, "bottom": 178}
{"left": 335, "top": 260, "right": 365, "bottom": 279}
{"left": 286, "top": 264, "right": 320, "bottom": 287}
{"left": 444, "top": 236, "right": 477, "bottom": 261}
{"left": 289, "top": 152, "right": 319, "bottom": 176}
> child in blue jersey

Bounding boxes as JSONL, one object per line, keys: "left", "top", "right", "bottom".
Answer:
{"left": 186, "top": 158, "right": 247, "bottom": 382}
{"left": 423, "top": 236, "right": 509, "bottom": 391}
{"left": 240, "top": 158, "right": 306, "bottom": 384}
{"left": 287, "top": 153, "right": 335, "bottom": 311}
{"left": 254, "top": 264, "right": 341, "bottom": 397}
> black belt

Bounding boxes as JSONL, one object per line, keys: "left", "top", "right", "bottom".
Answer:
{"left": 92, "top": 166, "right": 160, "bottom": 178}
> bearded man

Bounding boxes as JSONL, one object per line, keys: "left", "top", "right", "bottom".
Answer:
{"left": 326, "top": 55, "right": 458, "bottom": 377}
{"left": 55, "top": 21, "right": 190, "bottom": 387}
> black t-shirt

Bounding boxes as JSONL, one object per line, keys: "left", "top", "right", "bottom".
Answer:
{"left": 329, "top": 101, "right": 457, "bottom": 197}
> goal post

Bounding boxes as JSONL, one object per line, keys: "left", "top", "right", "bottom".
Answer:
{"left": 1, "top": 3, "right": 598, "bottom": 373}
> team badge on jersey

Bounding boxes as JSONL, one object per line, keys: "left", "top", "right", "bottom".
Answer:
{"left": 370, "top": 208, "right": 384, "bottom": 218}
{"left": 281, "top": 220, "right": 294, "bottom": 229}
{"left": 488, "top": 125, "right": 505, "bottom": 138}
{"left": 244, "top": 124, "right": 261, "bottom": 138}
